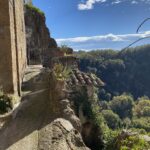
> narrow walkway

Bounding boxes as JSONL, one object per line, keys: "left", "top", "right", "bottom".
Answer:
{"left": 0, "top": 65, "right": 55, "bottom": 150}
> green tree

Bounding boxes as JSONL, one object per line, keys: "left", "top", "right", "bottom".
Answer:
{"left": 143, "top": 106, "right": 150, "bottom": 117}
{"left": 78, "top": 44, "right": 150, "bottom": 99}
{"left": 133, "top": 97, "right": 150, "bottom": 117}
{"left": 132, "top": 117, "right": 150, "bottom": 132}
{"left": 60, "top": 45, "right": 73, "bottom": 55}
{"left": 109, "top": 94, "right": 134, "bottom": 119}
{"left": 102, "top": 110, "right": 121, "bottom": 129}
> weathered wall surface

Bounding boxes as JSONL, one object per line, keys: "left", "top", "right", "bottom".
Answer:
{"left": 13, "top": 0, "right": 27, "bottom": 94}
{"left": 0, "top": 0, "right": 26, "bottom": 95}
{"left": 0, "top": 0, "right": 15, "bottom": 93}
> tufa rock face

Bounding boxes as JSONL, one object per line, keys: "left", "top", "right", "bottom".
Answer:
{"left": 60, "top": 99, "right": 82, "bottom": 132}
{"left": 25, "top": 5, "right": 58, "bottom": 65}
{"left": 24, "top": 5, "right": 77, "bottom": 68}
{"left": 39, "top": 118, "right": 90, "bottom": 150}
{"left": 43, "top": 48, "right": 64, "bottom": 68}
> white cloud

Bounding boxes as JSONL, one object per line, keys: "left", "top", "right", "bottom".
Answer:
{"left": 112, "top": 0, "right": 122, "bottom": 5}
{"left": 56, "top": 31, "right": 150, "bottom": 50}
{"left": 78, "top": 0, "right": 107, "bottom": 10}
{"left": 78, "top": 0, "right": 150, "bottom": 10}
{"left": 57, "top": 31, "right": 150, "bottom": 43}
{"left": 57, "top": 33, "right": 124, "bottom": 43}
{"left": 131, "top": 1, "right": 138, "bottom": 4}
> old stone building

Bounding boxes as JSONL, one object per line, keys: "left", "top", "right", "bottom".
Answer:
{"left": 0, "top": 0, "right": 26, "bottom": 95}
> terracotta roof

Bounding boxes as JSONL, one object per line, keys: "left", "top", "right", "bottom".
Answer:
{"left": 67, "top": 69, "right": 105, "bottom": 87}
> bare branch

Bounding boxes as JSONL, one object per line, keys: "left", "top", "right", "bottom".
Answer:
{"left": 122, "top": 36, "right": 150, "bottom": 51}
{"left": 121, "top": 17, "right": 150, "bottom": 51}
{"left": 136, "top": 18, "right": 150, "bottom": 33}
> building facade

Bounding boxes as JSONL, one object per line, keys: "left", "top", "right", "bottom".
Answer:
{"left": 0, "top": 0, "right": 27, "bottom": 95}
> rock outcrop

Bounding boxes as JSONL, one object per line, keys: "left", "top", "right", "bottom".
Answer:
{"left": 25, "top": 5, "right": 58, "bottom": 65}
{"left": 60, "top": 99, "right": 81, "bottom": 132}
{"left": 38, "top": 118, "right": 89, "bottom": 150}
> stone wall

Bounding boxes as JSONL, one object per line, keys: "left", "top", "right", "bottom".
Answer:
{"left": 0, "top": 0, "right": 26, "bottom": 95}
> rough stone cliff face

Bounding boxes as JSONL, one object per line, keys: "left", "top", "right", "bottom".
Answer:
{"left": 25, "top": 5, "right": 57, "bottom": 65}
{"left": 0, "top": 66, "right": 89, "bottom": 150}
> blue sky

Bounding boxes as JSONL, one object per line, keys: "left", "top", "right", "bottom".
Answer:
{"left": 33, "top": 0, "right": 150, "bottom": 50}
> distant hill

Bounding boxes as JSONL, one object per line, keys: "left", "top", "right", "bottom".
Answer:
{"left": 77, "top": 44, "right": 150, "bottom": 100}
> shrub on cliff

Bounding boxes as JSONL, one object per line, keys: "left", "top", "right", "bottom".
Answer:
{"left": 60, "top": 45, "right": 73, "bottom": 56}
{"left": 53, "top": 63, "right": 72, "bottom": 81}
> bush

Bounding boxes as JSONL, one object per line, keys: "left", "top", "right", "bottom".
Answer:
{"left": 133, "top": 97, "right": 150, "bottom": 117}
{"left": 0, "top": 92, "right": 13, "bottom": 114}
{"left": 122, "top": 118, "right": 131, "bottom": 129}
{"left": 99, "top": 89, "right": 112, "bottom": 101}
{"left": 106, "top": 130, "right": 150, "bottom": 150}
{"left": 60, "top": 45, "right": 73, "bottom": 55}
{"left": 132, "top": 117, "right": 150, "bottom": 132}
{"left": 102, "top": 110, "right": 121, "bottom": 129}
{"left": 118, "top": 135, "right": 149, "bottom": 150}
{"left": 53, "top": 63, "right": 72, "bottom": 81}
{"left": 91, "top": 104, "right": 106, "bottom": 129}
{"left": 143, "top": 106, "right": 150, "bottom": 117}
{"left": 109, "top": 94, "right": 134, "bottom": 119}
{"left": 104, "top": 130, "right": 120, "bottom": 150}
{"left": 129, "top": 128, "right": 147, "bottom": 134}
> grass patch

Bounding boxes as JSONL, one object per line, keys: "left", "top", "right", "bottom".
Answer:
{"left": 25, "top": 4, "right": 45, "bottom": 16}
{"left": 53, "top": 63, "right": 72, "bottom": 81}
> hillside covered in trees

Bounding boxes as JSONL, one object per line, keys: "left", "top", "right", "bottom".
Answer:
{"left": 78, "top": 44, "right": 150, "bottom": 100}
{"left": 75, "top": 45, "right": 150, "bottom": 149}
